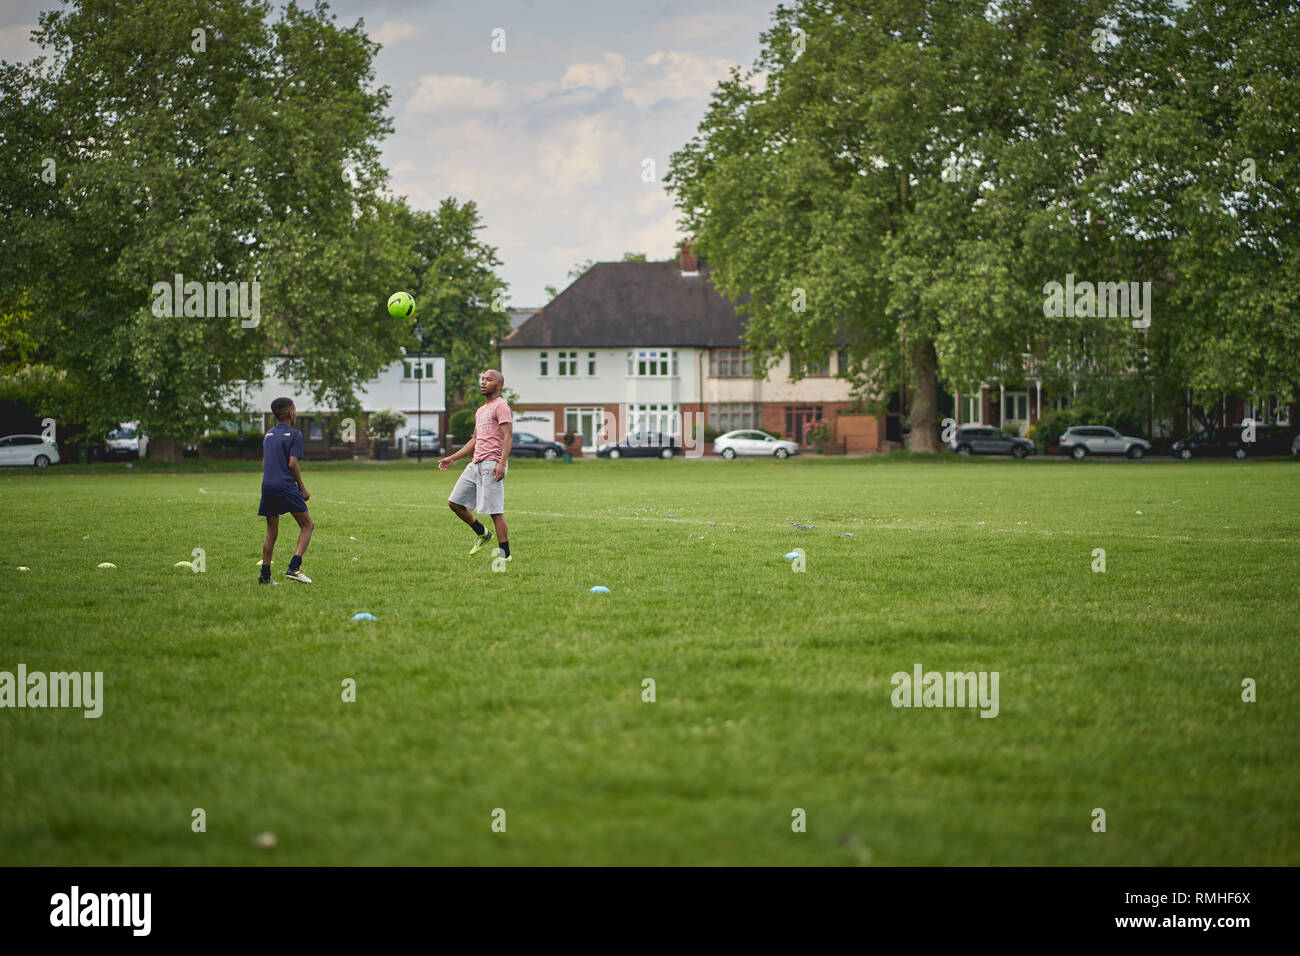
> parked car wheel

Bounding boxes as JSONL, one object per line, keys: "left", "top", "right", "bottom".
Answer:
{"left": 956, "top": 445, "right": 972, "bottom": 456}
{"left": 721, "top": 447, "right": 737, "bottom": 460}
{"left": 34, "top": 454, "right": 50, "bottom": 468}
{"left": 1234, "top": 447, "right": 1247, "bottom": 460}
{"left": 774, "top": 447, "right": 789, "bottom": 459}
{"left": 1127, "top": 446, "right": 1144, "bottom": 459}
{"left": 543, "top": 448, "right": 558, "bottom": 460}
{"left": 1011, "top": 446, "right": 1028, "bottom": 459}
{"left": 1179, "top": 447, "right": 1193, "bottom": 460}
{"left": 659, "top": 447, "right": 674, "bottom": 459}
{"left": 1071, "top": 445, "right": 1088, "bottom": 460}
{"left": 607, "top": 448, "right": 621, "bottom": 459}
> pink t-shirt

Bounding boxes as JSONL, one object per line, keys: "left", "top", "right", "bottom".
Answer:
{"left": 472, "top": 397, "right": 512, "bottom": 462}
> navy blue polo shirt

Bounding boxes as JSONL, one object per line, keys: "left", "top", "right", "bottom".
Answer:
{"left": 262, "top": 425, "right": 303, "bottom": 493}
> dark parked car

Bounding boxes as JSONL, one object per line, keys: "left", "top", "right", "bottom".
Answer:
{"left": 596, "top": 431, "right": 681, "bottom": 459}
{"left": 1172, "top": 427, "right": 1248, "bottom": 460}
{"left": 511, "top": 431, "right": 564, "bottom": 459}
{"left": 1248, "top": 424, "right": 1299, "bottom": 457}
{"left": 1175, "top": 423, "right": 1298, "bottom": 459}
{"left": 947, "top": 425, "right": 1036, "bottom": 458}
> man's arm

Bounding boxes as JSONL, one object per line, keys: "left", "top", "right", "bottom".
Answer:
{"left": 288, "top": 456, "right": 310, "bottom": 501}
{"left": 492, "top": 422, "right": 511, "bottom": 480}
{"left": 438, "top": 436, "right": 475, "bottom": 471}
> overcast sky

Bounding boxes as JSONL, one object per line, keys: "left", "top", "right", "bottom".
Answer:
{"left": 1, "top": 0, "right": 777, "bottom": 306}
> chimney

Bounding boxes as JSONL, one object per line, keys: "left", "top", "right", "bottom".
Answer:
{"left": 680, "top": 238, "right": 699, "bottom": 276}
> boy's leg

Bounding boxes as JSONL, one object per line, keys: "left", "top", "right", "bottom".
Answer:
{"left": 291, "top": 510, "right": 313, "bottom": 558}
{"left": 261, "top": 515, "right": 278, "bottom": 581}
{"left": 285, "top": 510, "right": 314, "bottom": 582}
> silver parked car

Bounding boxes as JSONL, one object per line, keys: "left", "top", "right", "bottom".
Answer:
{"left": 713, "top": 429, "right": 800, "bottom": 459}
{"left": 1059, "top": 425, "right": 1151, "bottom": 460}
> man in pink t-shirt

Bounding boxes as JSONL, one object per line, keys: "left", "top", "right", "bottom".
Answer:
{"left": 439, "top": 369, "right": 513, "bottom": 560}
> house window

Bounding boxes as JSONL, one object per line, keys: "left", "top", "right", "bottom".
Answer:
{"left": 402, "top": 360, "right": 434, "bottom": 379}
{"left": 628, "top": 403, "right": 679, "bottom": 435}
{"left": 794, "top": 352, "right": 831, "bottom": 377}
{"left": 837, "top": 350, "right": 848, "bottom": 375}
{"left": 710, "top": 403, "right": 760, "bottom": 432}
{"left": 587, "top": 352, "right": 597, "bottom": 376}
{"left": 710, "top": 349, "right": 751, "bottom": 377}
{"left": 1003, "top": 392, "right": 1028, "bottom": 422}
{"left": 557, "top": 351, "right": 578, "bottom": 376}
{"left": 962, "top": 395, "right": 982, "bottom": 424}
{"left": 628, "top": 349, "right": 677, "bottom": 377}
{"left": 539, "top": 352, "right": 548, "bottom": 376}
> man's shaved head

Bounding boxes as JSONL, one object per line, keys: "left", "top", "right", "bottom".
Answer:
{"left": 479, "top": 369, "right": 504, "bottom": 398}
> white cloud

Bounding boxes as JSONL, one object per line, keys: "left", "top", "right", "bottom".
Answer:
{"left": 405, "top": 75, "right": 511, "bottom": 112}
{"left": 372, "top": 20, "right": 422, "bottom": 49}
{"left": 561, "top": 52, "right": 628, "bottom": 92}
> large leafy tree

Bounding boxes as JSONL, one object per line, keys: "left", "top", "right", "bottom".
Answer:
{"left": 1100, "top": 0, "right": 1300, "bottom": 417}
{"left": 669, "top": 0, "right": 1130, "bottom": 451}
{"left": 0, "top": 0, "right": 414, "bottom": 457}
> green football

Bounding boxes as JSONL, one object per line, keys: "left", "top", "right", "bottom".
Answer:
{"left": 387, "top": 291, "right": 415, "bottom": 319}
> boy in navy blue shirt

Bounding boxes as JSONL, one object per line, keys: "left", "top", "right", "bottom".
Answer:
{"left": 259, "top": 397, "right": 314, "bottom": 584}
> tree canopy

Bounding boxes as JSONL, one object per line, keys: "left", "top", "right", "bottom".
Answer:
{"left": 0, "top": 0, "right": 505, "bottom": 453}
{"left": 668, "top": 0, "right": 1299, "bottom": 448}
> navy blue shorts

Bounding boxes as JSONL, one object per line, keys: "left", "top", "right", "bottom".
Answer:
{"left": 259, "top": 488, "right": 307, "bottom": 516}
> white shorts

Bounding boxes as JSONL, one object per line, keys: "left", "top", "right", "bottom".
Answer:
{"left": 449, "top": 459, "right": 507, "bottom": 515}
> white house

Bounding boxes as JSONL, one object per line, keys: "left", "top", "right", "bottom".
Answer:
{"left": 500, "top": 243, "right": 867, "bottom": 452}
{"left": 241, "top": 355, "right": 446, "bottom": 452}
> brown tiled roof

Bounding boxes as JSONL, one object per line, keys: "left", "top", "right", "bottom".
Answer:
{"left": 502, "top": 261, "right": 748, "bottom": 348}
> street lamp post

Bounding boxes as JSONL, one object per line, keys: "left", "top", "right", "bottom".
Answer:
{"left": 414, "top": 323, "right": 424, "bottom": 463}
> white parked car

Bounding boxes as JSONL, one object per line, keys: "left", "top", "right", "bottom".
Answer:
{"left": 106, "top": 421, "right": 149, "bottom": 459}
{"left": 0, "top": 434, "right": 60, "bottom": 468}
{"left": 713, "top": 429, "right": 800, "bottom": 459}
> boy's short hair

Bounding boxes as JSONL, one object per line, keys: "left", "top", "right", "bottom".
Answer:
{"left": 271, "top": 397, "right": 294, "bottom": 421}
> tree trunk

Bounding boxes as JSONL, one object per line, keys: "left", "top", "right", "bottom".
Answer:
{"left": 908, "top": 336, "right": 941, "bottom": 454}
{"left": 152, "top": 436, "right": 183, "bottom": 462}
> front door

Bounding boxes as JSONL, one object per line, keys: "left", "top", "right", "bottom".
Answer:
{"left": 785, "top": 406, "right": 823, "bottom": 445}
{"left": 1002, "top": 391, "right": 1028, "bottom": 435}
{"left": 565, "top": 407, "right": 604, "bottom": 453}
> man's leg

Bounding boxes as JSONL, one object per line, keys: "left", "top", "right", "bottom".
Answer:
{"left": 448, "top": 500, "right": 478, "bottom": 527}
{"left": 490, "top": 513, "right": 509, "bottom": 558}
{"left": 450, "top": 465, "right": 492, "bottom": 554}
{"left": 286, "top": 510, "right": 314, "bottom": 581}
{"left": 261, "top": 515, "right": 278, "bottom": 582}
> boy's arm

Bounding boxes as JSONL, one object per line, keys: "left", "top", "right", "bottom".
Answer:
{"left": 288, "top": 456, "right": 309, "bottom": 500}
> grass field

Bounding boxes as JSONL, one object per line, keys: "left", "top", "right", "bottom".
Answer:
{"left": 1, "top": 455, "right": 1297, "bottom": 865}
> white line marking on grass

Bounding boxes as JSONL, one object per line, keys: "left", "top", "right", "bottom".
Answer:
{"left": 183, "top": 489, "right": 1299, "bottom": 544}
